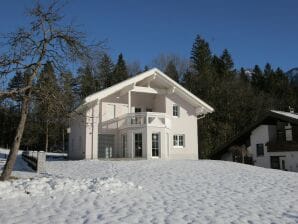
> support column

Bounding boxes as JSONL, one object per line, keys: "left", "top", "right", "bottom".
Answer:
{"left": 128, "top": 90, "right": 131, "bottom": 113}
{"left": 92, "top": 100, "right": 99, "bottom": 159}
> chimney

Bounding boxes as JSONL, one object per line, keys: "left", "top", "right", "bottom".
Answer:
{"left": 289, "top": 106, "right": 295, "bottom": 114}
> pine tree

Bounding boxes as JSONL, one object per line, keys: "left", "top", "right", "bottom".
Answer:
{"left": 220, "top": 49, "right": 234, "bottom": 73}
{"left": 78, "top": 64, "right": 97, "bottom": 99}
{"left": 113, "top": 53, "right": 128, "bottom": 84}
{"left": 190, "top": 35, "right": 212, "bottom": 76}
{"left": 97, "top": 53, "right": 114, "bottom": 89}
{"left": 34, "top": 61, "right": 62, "bottom": 152}
{"left": 239, "top": 67, "right": 249, "bottom": 82}
{"left": 251, "top": 65, "right": 264, "bottom": 90}
{"left": 164, "top": 60, "right": 179, "bottom": 82}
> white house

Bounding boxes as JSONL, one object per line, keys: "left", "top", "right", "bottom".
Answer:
{"left": 68, "top": 68, "right": 214, "bottom": 160}
{"left": 213, "top": 110, "right": 298, "bottom": 172}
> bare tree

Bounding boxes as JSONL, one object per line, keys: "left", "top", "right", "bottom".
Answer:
{"left": 0, "top": 1, "right": 100, "bottom": 180}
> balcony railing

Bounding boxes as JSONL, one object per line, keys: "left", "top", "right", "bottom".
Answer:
{"left": 266, "top": 141, "right": 298, "bottom": 152}
{"left": 101, "top": 112, "right": 171, "bottom": 130}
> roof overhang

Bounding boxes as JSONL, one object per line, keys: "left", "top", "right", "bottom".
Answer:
{"left": 72, "top": 68, "right": 214, "bottom": 116}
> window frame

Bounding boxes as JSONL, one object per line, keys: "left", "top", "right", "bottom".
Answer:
{"left": 173, "top": 134, "right": 185, "bottom": 148}
{"left": 172, "top": 104, "right": 180, "bottom": 117}
{"left": 256, "top": 143, "right": 264, "bottom": 156}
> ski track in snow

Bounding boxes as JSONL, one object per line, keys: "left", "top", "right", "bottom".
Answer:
{"left": 0, "top": 155, "right": 298, "bottom": 223}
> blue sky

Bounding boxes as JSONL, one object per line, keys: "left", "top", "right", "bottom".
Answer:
{"left": 0, "top": 0, "right": 298, "bottom": 71}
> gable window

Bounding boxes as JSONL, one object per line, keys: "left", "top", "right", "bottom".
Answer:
{"left": 256, "top": 144, "right": 264, "bottom": 156}
{"left": 173, "top": 104, "right": 180, "bottom": 117}
{"left": 173, "top": 134, "right": 184, "bottom": 147}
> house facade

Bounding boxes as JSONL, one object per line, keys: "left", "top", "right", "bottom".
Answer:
{"left": 68, "top": 68, "right": 214, "bottom": 160}
{"left": 214, "top": 110, "right": 298, "bottom": 172}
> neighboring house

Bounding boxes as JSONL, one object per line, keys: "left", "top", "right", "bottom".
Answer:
{"left": 68, "top": 68, "right": 214, "bottom": 160}
{"left": 212, "top": 110, "right": 298, "bottom": 172}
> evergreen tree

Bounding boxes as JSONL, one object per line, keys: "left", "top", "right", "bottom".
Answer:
{"left": 143, "top": 65, "right": 149, "bottom": 72}
{"left": 34, "top": 61, "right": 62, "bottom": 152}
{"left": 220, "top": 49, "right": 234, "bottom": 72}
{"left": 78, "top": 64, "right": 97, "bottom": 99}
{"left": 251, "top": 65, "right": 264, "bottom": 90}
{"left": 113, "top": 53, "right": 128, "bottom": 84}
{"left": 164, "top": 60, "right": 179, "bottom": 82}
{"left": 239, "top": 67, "right": 249, "bottom": 82}
{"left": 188, "top": 35, "right": 214, "bottom": 98}
{"left": 97, "top": 53, "right": 114, "bottom": 89}
{"left": 190, "top": 35, "right": 212, "bottom": 76}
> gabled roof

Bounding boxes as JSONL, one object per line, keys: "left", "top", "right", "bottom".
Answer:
{"left": 74, "top": 68, "right": 214, "bottom": 115}
{"left": 211, "top": 110, "right": 298, "bottom": 159}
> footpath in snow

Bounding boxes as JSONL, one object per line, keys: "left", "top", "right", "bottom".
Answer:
{"left": 0, "top": 151, "right": 298, "bottom": 224}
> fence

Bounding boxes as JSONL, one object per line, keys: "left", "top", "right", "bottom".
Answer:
{"left": 22, "top": 151, "right": 46, "bottom": 173}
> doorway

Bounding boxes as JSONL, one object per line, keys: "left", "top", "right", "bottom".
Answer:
{"left": 98, "top": 134, "right": 114, "bottom": 158}
{"left": 134, "top": 133, "right": 142, "bottom": 157}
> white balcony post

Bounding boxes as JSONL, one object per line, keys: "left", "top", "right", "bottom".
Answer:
{"left": 128, "top": 90, "right": 131, "bottom": 113}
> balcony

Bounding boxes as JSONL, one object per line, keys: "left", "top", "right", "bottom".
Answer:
{"left": 101, "top": 112, "right": 171, "bottom": 130}
{"left": 266, "top": 141, "right": 298, "bottom": 152}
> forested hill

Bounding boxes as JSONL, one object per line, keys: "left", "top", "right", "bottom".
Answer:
{"left": 1, "top": 35, "right": 297, "bottom": 158}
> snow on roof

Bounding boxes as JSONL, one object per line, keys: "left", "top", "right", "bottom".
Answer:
{"left": 270, "top": 110, "right": 298, "bottom": 120}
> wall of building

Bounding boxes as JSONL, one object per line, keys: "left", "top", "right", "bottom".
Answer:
{"left": 68, "top": 112, "right": 86, "bottom": 160}
{"left": 70, "top": 87, "right": 200, "bottom": 160}
{"left": 165, "top": 93, "right": 198, "bottom": 160}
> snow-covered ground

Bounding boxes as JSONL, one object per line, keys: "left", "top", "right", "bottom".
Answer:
{"left": 0, "top": 150, "right": 298, "bottom": 223}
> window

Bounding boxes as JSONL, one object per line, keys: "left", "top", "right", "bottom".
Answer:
{"left": 146, "top": 108, "right": 152, "bottom": 112}
{"left": 135, "top": 108, "right": 141, "bottom": 113}
{"left": 173, "top": 135, "right": 184, "bottom": 147}
{"left": 256, "top": 144, "right": 264, "bottom": 156}
{"left": 173, "top": 104, "right": 179, "bottom": 117}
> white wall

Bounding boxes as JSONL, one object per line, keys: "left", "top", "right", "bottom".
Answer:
{"left": 70, "top": 88, "right": 200, "bottom": 161}
{"left": 250, "top": 125, "right": 271, "bottom": 168}
{"left": 165, "top": 93, "right": 198, "bottom": 160}
{"left": 68, "top": 112, "right": 86, "bottom": 160}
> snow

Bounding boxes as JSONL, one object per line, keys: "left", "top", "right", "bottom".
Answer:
{"left": 0, "top": 152, "right": 298, "bottom": 223}
{"left": 271, "top": 110, "right": 298, "bottom": 120}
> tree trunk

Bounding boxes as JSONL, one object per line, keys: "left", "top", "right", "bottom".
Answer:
{"left": 0, "top": 88, "right": 32, "bottom": 181}
{"left": 45, "top": 120, "right": 49, "bottom": 152}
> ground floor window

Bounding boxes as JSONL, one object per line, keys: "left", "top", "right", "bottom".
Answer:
{"left": 173, "top": 134, "right": 184, "bottom": 147}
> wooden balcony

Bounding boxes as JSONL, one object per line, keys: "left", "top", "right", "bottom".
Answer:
{"left": 266, "top": 141, "right": 298, "bottom": 152}
{"left": 101, "top": 112, "right": 171, "bottom": 130}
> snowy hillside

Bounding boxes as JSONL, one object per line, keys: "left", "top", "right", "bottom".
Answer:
{"left": 0, "top": 156, "right": 298, "bottom": 223}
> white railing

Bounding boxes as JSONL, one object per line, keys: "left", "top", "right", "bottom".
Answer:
{"left": 101, "top": 112, "right": 171, "bottom": 130}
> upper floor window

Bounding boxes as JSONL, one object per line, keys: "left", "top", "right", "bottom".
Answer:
{"left": 256, "top": 144, "right": 264, "bottom": 156}
{"left": 135, "top": 108, "right": 141, "bottom": 113}
{"left": 173, "top": 104, "right": 180, "bottom": 117}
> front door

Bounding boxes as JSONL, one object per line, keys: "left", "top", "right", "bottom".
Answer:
{"left": 152, "top": 133, "right": 160, "bottom": 157}
{"left": 270, "top": 156, "right": 280, "bottom": 169}
{"left": 135, "top": 133, "right": 142, "bottom": 157}
{"left": 98, "top": 134, "right": 114, "bottom": 158}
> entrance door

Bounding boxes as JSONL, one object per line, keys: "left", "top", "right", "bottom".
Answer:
{"left": 135, "top": 133, "right": 142, "bottom": 157}
{"left": 270, "top": 156, "right": 280, "bottom": 169}
{"left": 152, "top": 133, "right": 160, "bottom": 157}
